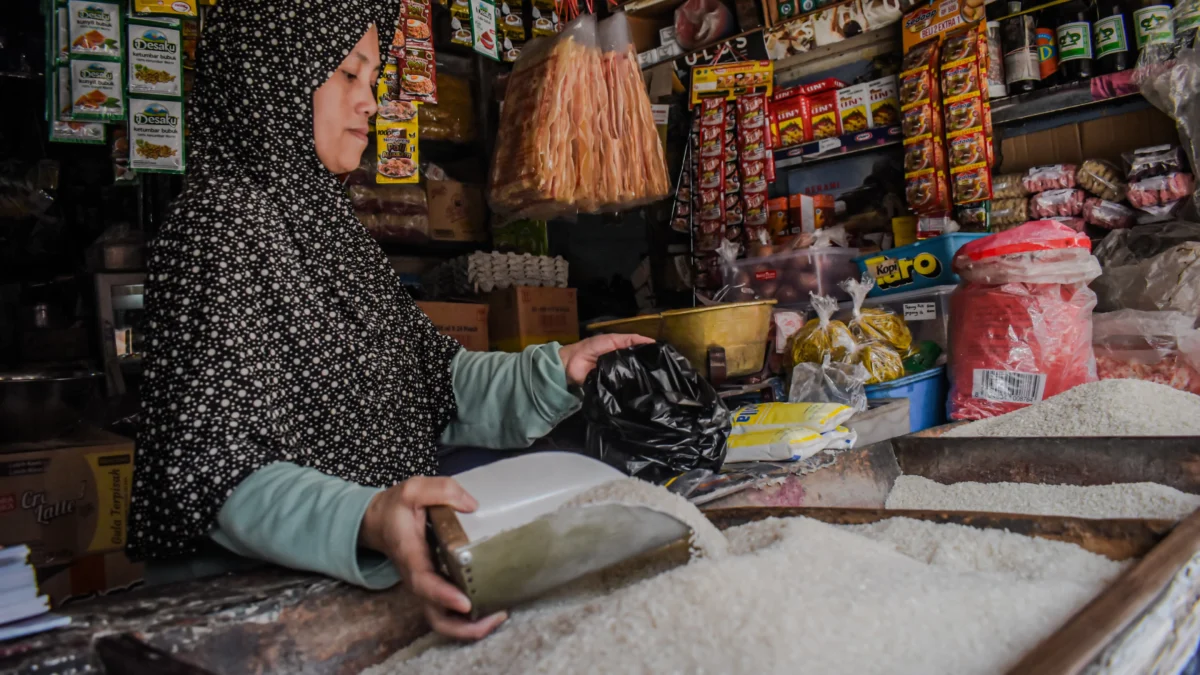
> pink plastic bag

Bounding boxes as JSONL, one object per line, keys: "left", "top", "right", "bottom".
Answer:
{"left": 948, "top": 221, "right": 1100, "bottom": 420}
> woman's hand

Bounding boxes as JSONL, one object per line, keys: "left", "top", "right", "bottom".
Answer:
{"left": 558, "top": 334, "right": 656, "bottom": 387}
{"left": 360, "top": 477, "right": 507, "bottom": 640}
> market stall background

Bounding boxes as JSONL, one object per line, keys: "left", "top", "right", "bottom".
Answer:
{"left": 3, "top": 0, "right": 1200, "bottom": 658}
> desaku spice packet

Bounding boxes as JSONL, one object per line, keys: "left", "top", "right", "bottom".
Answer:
{"left": 129, "top": 97, "right": 186, "bottom": 173}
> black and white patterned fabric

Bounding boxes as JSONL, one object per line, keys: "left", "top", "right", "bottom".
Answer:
{"left": 127, "top": 0, "right": 461, "bottom": 559}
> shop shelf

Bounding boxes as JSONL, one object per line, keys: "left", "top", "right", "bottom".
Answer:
{"left": 990, "top": 69, "right": 1144, "bottom": 126}
{"left": 773, "top": 125, "right": 902, "bottom": 170}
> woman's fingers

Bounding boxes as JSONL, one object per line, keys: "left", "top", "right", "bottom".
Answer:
{"left": 395, "top": 509, "right": 472, "bottom": 614}
{"left": 425, "top": 606, "right": 508, "bottom": 641}
{"left": 608, "top": 333, "right": 656, "bottom": 349}
{"left": 402, "top": 476, "right": 478, "bottom": 513}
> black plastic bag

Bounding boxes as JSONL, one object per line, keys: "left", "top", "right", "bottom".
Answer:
{"left": 581, "top": 342, "right": 731, "bottom": 483}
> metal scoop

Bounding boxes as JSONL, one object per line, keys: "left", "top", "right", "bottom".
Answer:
{"left": 428, "top": 452, "right": 693, "bottom": 620}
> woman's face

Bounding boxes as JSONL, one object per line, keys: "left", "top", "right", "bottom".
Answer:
{"left": 313, "top": 25, "right": 381, "bottom": 175}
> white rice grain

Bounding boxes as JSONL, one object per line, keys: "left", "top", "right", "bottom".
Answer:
{"left": 887, "top": 475, "right": 1200, "bottom": 520}
{"left": 365, "top": 516, "right": 1120, "bottom": 675}
{"left": 944, "top": 379, "right": 1200, "bottom": 438}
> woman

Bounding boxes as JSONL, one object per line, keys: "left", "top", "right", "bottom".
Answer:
{"left": 126, "top": 0, "right": 649, "bottom": 641}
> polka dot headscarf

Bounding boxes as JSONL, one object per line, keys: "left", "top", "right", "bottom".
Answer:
{"left": 127, "top": 0, "right": 462, "bottom": 559}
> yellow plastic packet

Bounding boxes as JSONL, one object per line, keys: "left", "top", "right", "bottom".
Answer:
{"left": 133, "top": 0, "right": 198, "bottom": 18}
{"left": 731, "top": 402, "right": 855, "bottom": 434}
{"left": 840, "top": 274, "right": 913, "bottom": 352}
{"left": 724, "top": 427, "right": 828, "bottom": 463}
{"left": 790, "top": 293, "right": 856, "bottom": 366}
{"left": 850, "top": 341, "right": 905, "bottom": 385}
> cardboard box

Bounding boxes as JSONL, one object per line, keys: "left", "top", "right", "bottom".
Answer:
{"left": 627, "top": 14, "right": 668, "bottom": 54}
{"left": 772, "top": 77, "right": 846, "bottom": 101}
{"left": 38, "top": 549, "right": 144, "bottom": 608}
{"left": 487, "top": 286, "right": 579, "bottom": 352}
{"left": 999, "top": 107, "right": 1177, "bottom": 173}
{"left": 417, "top": 301, "right": 490, "bottom": 351}
{"left": 772, "top": 93, "right": 810, "bottom": 146}
{"left": 808, "top": 90, "right": 841, "bottom": 140}
{"left": 0, "top": 428, "right": 134, "bottom": 567}
{"left": 426, "top": 179, "right": 487, "bottom": 243}
{"left": 866, "top": 75, "right": 899, "bottom": 128}
{"left": 836, "top": 83, "right": 870, "bottom": 134}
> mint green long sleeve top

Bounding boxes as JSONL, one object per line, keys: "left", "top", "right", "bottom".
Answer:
{"left": 179, "top": 343, "right": 581, "bottom": 589}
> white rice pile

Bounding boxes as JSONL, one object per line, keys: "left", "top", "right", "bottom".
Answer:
{"left": 561, "top": 478, "right": 729, "bottom": 559}
{"left": 886, "top": 475, "right": 1200, "bottom": 520}
{"left": 944, "top": 379, "right": 1200, "bottom": 437}
{"left": 365, "top": 515, "right": 1122, "bottom": 675}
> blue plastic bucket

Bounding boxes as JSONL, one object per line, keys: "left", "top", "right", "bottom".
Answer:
{"left": 865, "top": 366, "right": 947, "bottom": 433}
{"left": 853, "top": 233, "right": 989, "bottom": 297}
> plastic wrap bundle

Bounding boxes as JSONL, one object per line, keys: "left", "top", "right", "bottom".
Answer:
{"left": 1134, "top": 3, "right": 1200, "bottom": 218}
{"left": 789, "top": 354, "right": 870, "bottom": 412}
{"left": 1093, "top": 309, "right": 1200, "bottom": 395}
{"left": 948, "top": 220, "right": 1101, "bottom": 420}
{"left": 1092, "top": 240, "right": 1200, "bottom": 317}
{"left": 489, "top": 14, "right": 669, "bottom": 219}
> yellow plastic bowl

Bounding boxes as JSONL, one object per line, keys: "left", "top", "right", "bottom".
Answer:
{"left": 587, "top": 299, "right": 776, "bottom": 379}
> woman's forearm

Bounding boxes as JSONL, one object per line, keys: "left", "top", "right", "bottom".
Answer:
{"left": 441, "top": 343, "right": 581, "bottom": 449}
{"left": 210, "top": 461, "right": 400, "bottom": 589}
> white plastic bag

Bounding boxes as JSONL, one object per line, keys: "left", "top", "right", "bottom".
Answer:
{"left": 788, "top": 354, "right": 870, "bottom": 412}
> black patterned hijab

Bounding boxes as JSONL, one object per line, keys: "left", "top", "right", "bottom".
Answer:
{"left": 127, "top": 0, "right": 461, "bottom": 559}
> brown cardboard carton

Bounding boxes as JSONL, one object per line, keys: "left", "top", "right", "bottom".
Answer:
{"left": 416, "top": 301, "right": 490, "bottom": 351}
{"left": 37, "top": 549, "right": 144, "bottom": 608}
{"left": 426, "top": 179, "right": 487, "bottom": 243}
{"left": 487, "top": 286, "right": 579, "bottom": 352}
{"left": 0, "top": 428, "right": 134, "bottom": 567}
{"left": 999, "top": 107, "right": 1177, "bottom": 173}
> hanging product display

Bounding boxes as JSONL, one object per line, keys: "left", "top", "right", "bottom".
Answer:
{"left": 489, "top": 13, "right": 669, "bottom": 219}
{"left": 901, "top": 39, "right": 950, "bottom": 215}
{"left": 942, "top": 23, "right": 993, "bottom": 207}
{"left": 67, "top": 0, "right": 122, "bottom": 60}
{"left": 127, "top": 19, "right": 182, "bottom": 98}
{"left": 128, "top": 97, "right": 186, "bottom": 174}
{"left": 70, "top": 59, "right": 126, "bottom": 121}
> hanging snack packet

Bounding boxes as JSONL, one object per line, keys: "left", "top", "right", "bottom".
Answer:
{"left": 724, "top": 427, "right": 829, "bottom": 463}
{"left": 71, "top": 60, "right": 125, "bottom": 121}
{"left": 128, "top": 20, "right": 182, "bottom": 97}
{"left": 375, "top": 115, "right": 420, "bottom": 184}
{"left": 55, "top": 6, "right": 71, "bottom": 64}
{"left": 789, "top": 293, "right": 856, "bottom": 365}
{"left": 54, "top": 66, "right": 74, "bottom": 120}
{"left": 730, "top": 401, "right": 855, "bottom": 434}
{"left": 840, "top": 274, "right": 913, "bottom": 352}
{"left": 129, "top": 97, "right": 186, "bottom": 173}
{"left": 50, "top": 120, "right": 107, "bottom": 144}
{"left": 133, "top": 0, "right": 198, "bottom": 18}
{"left": 68, "top": 1, "right": 122, "bottom": 60}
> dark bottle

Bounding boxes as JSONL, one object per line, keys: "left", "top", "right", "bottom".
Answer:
{"left": 1003, "top": 0, "right": 1041, "bottom": 93}
{"left": 1132, "top": 0, "right": 1175, "bottom": 54}
{"left": 1094, "top": 0, "right": 1134, "bottom": 73}
{"left": 1056, "top": 0, "right": 1096, "bottom": 81}
{"left": 1036, "top": 10, "right": 1061, "bottom": 85}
